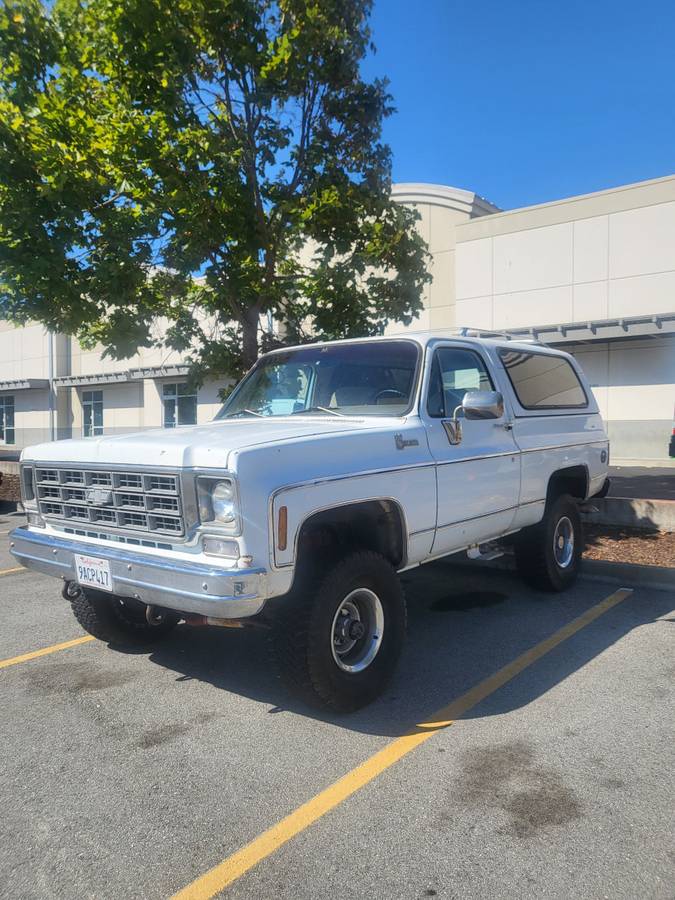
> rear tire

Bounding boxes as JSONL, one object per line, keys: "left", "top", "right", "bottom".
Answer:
{"left": 270, "top": 550, "right": 406, "bottom": 713}
{"left": 515, "top": 493, "right": 582, "bottom": 592}
{"left": 70, "top": 586, "right": 180, "bottom": 645}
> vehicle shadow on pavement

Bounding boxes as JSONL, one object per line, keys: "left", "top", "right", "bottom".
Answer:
{"left": 130, "top": 561, "right": 673, "bottom": 737}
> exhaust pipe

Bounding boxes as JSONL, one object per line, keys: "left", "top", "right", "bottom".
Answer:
{"left": 145, "top": 605, "right": 169, "bottom": 626}
{"left": 183, "top": 614, "right": 246, "bottom": 629}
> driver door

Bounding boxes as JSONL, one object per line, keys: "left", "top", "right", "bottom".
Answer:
{"left": 423, "top": 343, "right": 521, "bottom": 557}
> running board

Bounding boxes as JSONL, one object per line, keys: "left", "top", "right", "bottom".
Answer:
{"left": 466, "top": 543, "right": 505, "bottom": 562}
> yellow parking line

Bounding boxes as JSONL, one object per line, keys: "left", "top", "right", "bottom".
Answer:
{"left": 0, "top": 635, "right": 95, "bottom": 670}
{"left": 172, "top": 587, "right": 633, "bottom": 900}
{"left": 0, "top": 566, "right": 24, "bottom": 576}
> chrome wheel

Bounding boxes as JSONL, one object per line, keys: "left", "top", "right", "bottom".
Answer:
{"left": 330, "top": 588, "right": 385, "bottom": 674}
{"left": 553, "top": 516, "right": 574, "bottom": 568}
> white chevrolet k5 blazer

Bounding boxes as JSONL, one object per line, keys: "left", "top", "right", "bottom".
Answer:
{"left": 11, "top": 332, "right": 609, "bottom": 711}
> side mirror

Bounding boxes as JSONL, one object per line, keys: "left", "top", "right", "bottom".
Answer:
{"left": 462, "top": 390, "right": 504, "bottom": 420}
{"left": 442, "top": 390, "right": 504, "bottom": 445}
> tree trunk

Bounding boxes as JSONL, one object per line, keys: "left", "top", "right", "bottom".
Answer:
{"left": 241, "top": 307, "right": 259, "bottom": 370}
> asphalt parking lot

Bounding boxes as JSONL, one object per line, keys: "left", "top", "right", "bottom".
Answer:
{"left": 1, "top": 511, "right": 673, "bottom": 900}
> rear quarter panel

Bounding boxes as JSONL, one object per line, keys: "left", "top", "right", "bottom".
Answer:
{"left": 483, "top": 344, "right": 609, "bottom": 527}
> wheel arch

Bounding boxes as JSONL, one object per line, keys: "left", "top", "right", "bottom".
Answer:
{"left": 291, "top": 498, "right": 408, "bottom": 585}
{"left": 546, "top": 464, "right": 590, "bottom": 503}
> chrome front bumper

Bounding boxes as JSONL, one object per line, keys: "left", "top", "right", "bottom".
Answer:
{"left": 9, "top": 527, "right": 267, "bottom": 618}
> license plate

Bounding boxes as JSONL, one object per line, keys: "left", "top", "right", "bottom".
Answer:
{"left": 74, "top": 554, "right": 112, "bottom": 592}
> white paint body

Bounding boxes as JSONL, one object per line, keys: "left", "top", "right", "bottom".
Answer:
{"left": 18, "top": 335, "right": 608, "bottom": 613}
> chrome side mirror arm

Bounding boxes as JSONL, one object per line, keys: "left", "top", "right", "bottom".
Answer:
{"left": 442, "top": 404, "right": 464, "bottom": 445}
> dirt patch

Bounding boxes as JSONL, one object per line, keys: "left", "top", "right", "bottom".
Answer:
{"left": 25, "top": 661, "right": 140, "bottom": 695}
{"left": 583, "top": 524, "right": 675, "bottom": 567}
{"left": 136, "top": 712, "right": 217, "bottom": 749}
{"left": 451, "top": 740, "right": 583, "bottom": 839}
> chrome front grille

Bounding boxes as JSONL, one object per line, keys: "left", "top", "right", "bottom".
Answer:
{"left": 34, "top": 467, "right": 184, "bottom": 537}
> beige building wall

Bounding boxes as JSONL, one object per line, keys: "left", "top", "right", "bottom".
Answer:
{"left": 0, "top": 321, "right": 50, "bottom": 380}
{"left": 70, "top": 381, "right": 145, "bottom": 436}
{"left": 194, "top": 380, "right": 227, "bottom": 422}
{"left": 70, "top": 320, "right": 186, "bottom": 379}
{"left": 567, "top": 336, "right": 675, "bottom": 461}
{"left": 454, "top": 174, "right": 675, "bottom": 461}
{"left": 0, "top": 324, "right": 71, "bottom": 447}
{"left": 388, "top": 184, "right": 499, "bottom": 333}
{"left": 455, "top": 173, "right": 675, "bottom": 329}
{"left": 0, "top": 314, "right": 230, "bottom": 450}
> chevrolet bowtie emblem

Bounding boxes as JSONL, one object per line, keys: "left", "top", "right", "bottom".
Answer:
{"left": 86, "top": 488, "right": 113, "bottom": 506}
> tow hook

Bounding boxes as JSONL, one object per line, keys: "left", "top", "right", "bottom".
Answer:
{"left": 145, "top": 605, "right": 167, "bottom": 626}
{"left": 61, "top": 580, "right": 82, "bottom": 602}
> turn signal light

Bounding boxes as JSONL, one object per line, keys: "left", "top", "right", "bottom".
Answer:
{"left": 278, "top": 506, "right": 288, "bottom": 551}
{"left": 202, "top": 537, "right": 239, "bottom": 559}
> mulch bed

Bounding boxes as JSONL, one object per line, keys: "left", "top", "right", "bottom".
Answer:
{"left": 583, "top": 524, "right": 675, "bottom": 568}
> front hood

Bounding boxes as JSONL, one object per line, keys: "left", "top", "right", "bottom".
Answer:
{"left": 22, "top": 417, "right": 380, "bottom": 469}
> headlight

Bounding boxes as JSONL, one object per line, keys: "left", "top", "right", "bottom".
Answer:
{"left": 197, "top": 477, "right": 240, "bottom": 533}
{"left": 211, "top": 481, "right": 236, "bottom": 523}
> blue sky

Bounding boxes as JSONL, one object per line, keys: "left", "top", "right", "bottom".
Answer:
{"left": 362, "top": 0, "right": 675, "bottom": 211}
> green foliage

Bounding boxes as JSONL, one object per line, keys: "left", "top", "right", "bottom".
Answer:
{"left": 0, "top": 0, "right": 430, "bottom": 379}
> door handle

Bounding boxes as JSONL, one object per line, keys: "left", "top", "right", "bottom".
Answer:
{"left": 503, "top": 421, "right": 514, "bottom": 431}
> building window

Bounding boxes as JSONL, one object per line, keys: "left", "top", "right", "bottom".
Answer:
{"left": 163, "top": 382, "right": 197, "bottom": 428}
{"left": 82, "top": 390, "right": 104, "bottom": 437}
{"left": 0, "top": 395, "right": 15, "bottom": 444}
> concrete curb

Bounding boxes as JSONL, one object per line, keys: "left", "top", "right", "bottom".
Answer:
{"left": 580, "top": 558, "right": 674, "bottom": 593}
{"left": 582, "top": 497, "right": 675, "bottom": 533}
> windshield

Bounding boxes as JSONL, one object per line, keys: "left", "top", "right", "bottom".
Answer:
{"left": 216, "top": 340, "right": 420, "bottom": 419}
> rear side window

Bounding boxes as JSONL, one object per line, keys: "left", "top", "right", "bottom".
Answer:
{"left": 499, "top": 349, "right": 587, "bottom": 410}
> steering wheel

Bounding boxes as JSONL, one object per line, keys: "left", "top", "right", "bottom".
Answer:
{"left": 374, "top": 388, "right": 406, "bottom": 404}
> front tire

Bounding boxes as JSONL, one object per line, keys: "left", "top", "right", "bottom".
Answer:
{"left": 515, "top": 493, "right": 583, "bottom": 592}
{"left": 69, "top": 586, "right": 180, "bottom": 645}
{"left": 270, "top": 551, "right": 406, "bottom": 712}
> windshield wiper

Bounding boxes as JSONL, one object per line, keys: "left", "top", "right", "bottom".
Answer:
{"left": 224, "top": 409, "right": 264, "bottom": 418}
{"left": 292, "top": 406, "right": 346, "bottom": 418}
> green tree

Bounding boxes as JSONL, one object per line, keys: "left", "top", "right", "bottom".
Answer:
{"left": 0, "top": 0, "right": 429, "bottom": 380}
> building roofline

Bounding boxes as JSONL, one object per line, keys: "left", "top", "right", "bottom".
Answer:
{"left": 127, "top": 364, "right": 190, "bottom": 380}
{"left": 392, "top": 182, "right": 501, "bottom": 215}
{"left": 54, "top": 371, "right": 130, "bottom": 387}
{"left": 506, "top": 312, "right": 675, "bottom": 344}
{"left": 458, "top": 172, "right": 675, "bottom": 225}
{"left": 53, "top": 363, "right": 191, "bottom": 387}
{"left": 0, "top": 378, "right": 49, "bottom": 392}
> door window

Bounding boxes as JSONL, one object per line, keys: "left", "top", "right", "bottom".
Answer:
{"left": 427, "top": 348, "right": 494, "bottom": 418}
